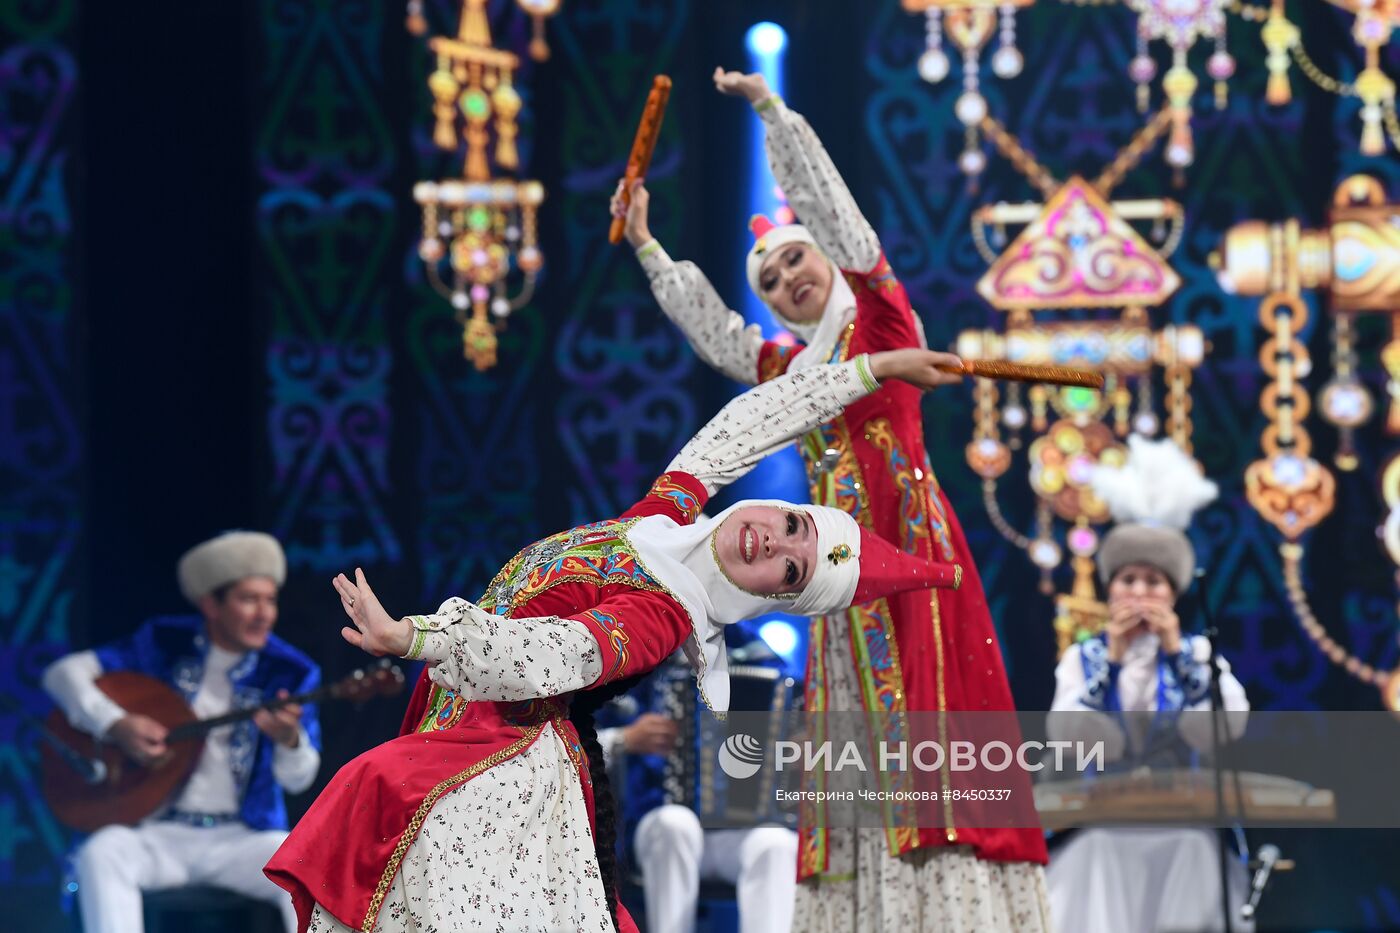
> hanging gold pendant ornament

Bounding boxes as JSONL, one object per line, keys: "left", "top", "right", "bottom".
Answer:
{"left": 903, "top": 0, "right": 1033, "bottom": 180}
{"left": 514, "top": 0, "right": 563, "bottom": 62}
{"left": 960, "top": 112, "right": 1207, "bottom": 645}
{"left": 412, "top": 0, "right": 547, "bottom": 371}
{"left": 1249, "top": 0, "right": 1399, "bottom": 156}
{"left": 1126, "top": 0, "right": 1231, "bottom": 170}
{"left": 1214, "top": 176, "right": 1400, "bottom": 711}
{"left": 409, "top": 0, "right": 564, "bottom": 60}
{"left": 1330, "top": 0, "right": 1399, "bottom": 155}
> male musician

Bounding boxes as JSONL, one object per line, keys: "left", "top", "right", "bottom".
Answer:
{"left": 42, "top": 531, "right": 320, "bottom": 933}
{"left": 598, "top": 637, "right": 799, "bottom": 933}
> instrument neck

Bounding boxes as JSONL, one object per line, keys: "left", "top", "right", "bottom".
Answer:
{"left": 165, "top": 684, "right": 327, "bottom": 742}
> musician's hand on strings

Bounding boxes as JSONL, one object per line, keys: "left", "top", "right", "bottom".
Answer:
{"left": 333, "top": 568, "right": 412, "bottom": 658}
{"left": 108, "top": 713, "right": 169, "bottom": 766}
{"left": 609, "top": 178, "right": 652, "bottom": 248}
{"left": 622, "top": 713, "right": 679, "bottom": 755}
{"left": 713, "top": 67, "right": 771, "bottom": 104}
{"left": 869, "top": 349, "right": 965, "bottom": 391}
{"left": 254, "top": 690, "right": 303, "bottom": 748}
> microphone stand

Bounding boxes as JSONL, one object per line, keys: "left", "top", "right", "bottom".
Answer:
{"left": 1194, "top": 566, "right": 1246, "bottom": 933}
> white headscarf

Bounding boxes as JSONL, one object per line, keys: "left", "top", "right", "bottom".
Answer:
{"left": 623, "top": 499, "right": 861, "bottom": 711}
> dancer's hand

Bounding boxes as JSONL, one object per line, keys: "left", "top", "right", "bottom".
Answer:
{"left": 713, "top": 67, "right": 770, "bottom": 104}
{"left": 610, "top": 178, "right": 652, "bottom": 248}
{"left": 869, "top": 348, "right": 965, "bottom": 390}
{"left": 333, "top": 568, "right": 411, "bottom": 657}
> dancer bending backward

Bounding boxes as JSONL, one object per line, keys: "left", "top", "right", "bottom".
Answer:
{"left": 614, "top": 67, "right": 1051, "bottom": 931}
{"left": 265, "top": 349, "right": 969, "bottom": 933}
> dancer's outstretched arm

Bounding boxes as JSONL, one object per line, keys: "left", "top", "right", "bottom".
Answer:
{"left": 613, "top": 179, "right": 764, "bottom": 385}
{"left": 332, "top": 569, "right": 692, "bottom": 702}
{"left": 667, "top": 348, "right": 962, "bottom": 497}
{"left": 715, "top": 68, "right": 880, "bottom": 274}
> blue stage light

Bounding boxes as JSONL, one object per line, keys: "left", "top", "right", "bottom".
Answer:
{"left": 745, "top": 22, "right": 788, "bottom": 59}
{"left": 759, "top": 620, "right": 799, "bottom": 659}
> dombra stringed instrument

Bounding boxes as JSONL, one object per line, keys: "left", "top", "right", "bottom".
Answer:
{"left": 41, "top": 660, "right": 405, "bottom": 832}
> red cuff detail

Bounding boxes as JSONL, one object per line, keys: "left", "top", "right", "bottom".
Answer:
{"left": 758, "top": 341, "right": 800, "bottom": 384}
{"left": 646, "top": 472, "right": 708, "bottom": 524}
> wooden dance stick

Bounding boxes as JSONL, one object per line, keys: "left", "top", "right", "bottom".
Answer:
{"left": 940, "top": 359, "right": 1105, "bottom": 390}
{"left": 609, "top": 75, "right": 672, "bottom": 245}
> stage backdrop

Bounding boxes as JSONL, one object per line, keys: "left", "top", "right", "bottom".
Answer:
{"left": 3, "top": 0, "right": 1400, "bottom": 929}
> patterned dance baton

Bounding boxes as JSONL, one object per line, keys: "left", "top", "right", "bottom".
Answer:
{"left": 941, "top": 359, "right": 1105, "bottom": 389}
{"left": 609, "top": 75, "right": 672, "bottom": 245}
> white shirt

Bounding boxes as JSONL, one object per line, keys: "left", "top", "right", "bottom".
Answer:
{"left": 42, "top": 642, "right": 321, "bottom": 813}
{"left": 1048, "top": 632, "right": 1250, "bottom": 762}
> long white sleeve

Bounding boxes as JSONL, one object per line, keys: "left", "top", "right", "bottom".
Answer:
{"left": 756, "top": 96, "right": 881, "bottom": 273}
{"left": 666, "top": 355, "right": 879, "bottom": 496}
{"left": 1046, "top": 645, "right": 1128, "bottom": 763}
{"left": 636, "top": 240, "right": 764, "bottom": 385}
{"left": 41, "top": 650, "right": 127, "bottom": 738}
{"left": 596, "top": 726, "right": 625, "bottom": 772}
{"left": 403, "top": 597, "right": 603, "bottom": 702}
{"left": 272, "top": 730, "right": 321, "bottom": 794}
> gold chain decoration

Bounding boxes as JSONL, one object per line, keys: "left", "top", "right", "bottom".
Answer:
{"left": 981, "top": 105, "right": 1177, "bottom": 198}
{"left": 983, "top": 479, "right": 1035, "bottom": 549}
{"left": 1093, "top": 105, "right": 1174, "bottom": 197}
{"left": 1281, "top": 543, "right": 1394, "bottom": 690}
{"left": 978, "top": 114, "right": 1060, "bottom": 196}
{"left": 1289, "top": 39, "right": 1355, "bottom": 96}
{"left": 1235, "top": 0, "right": 1398, "bottom": 155}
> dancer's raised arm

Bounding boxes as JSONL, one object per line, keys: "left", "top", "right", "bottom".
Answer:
{"left": 613, "top": 179, "right": 765, "bottom": 385}
{"left": 666, "top": 348, "right": 962, "bottom": 497}
{"left": 714, "top": 68, "right": 880, "bottom": 274}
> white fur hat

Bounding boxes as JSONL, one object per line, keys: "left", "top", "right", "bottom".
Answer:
{"left": 177, "top": 531, "right": 286, "bottom": 603}
{"left": 1089, "top": 436, "right": 1218, "bottom": 592}
{"left": 746, "top": 214, "right": 818, "bottom": 297}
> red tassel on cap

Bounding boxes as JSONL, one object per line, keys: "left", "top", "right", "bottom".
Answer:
{"left": 749, "top": 214, "right": 777, "bottom": 240}
{"left": 852, "top": 527, "right": 962, "bottom": 605}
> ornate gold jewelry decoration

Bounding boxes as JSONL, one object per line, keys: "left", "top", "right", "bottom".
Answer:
{"left": 901, "top": 0, "right": 1035, "bottom": 180}
{"left": 963, "top": 117, "right": 1205, "bottom": 651}
{"left": 1125, "top": 0, "right": 1234, "bottom": 170}
{"left": 1215, "top": 176, "right": 1400, "bottom": 711}
{"left": 412, "top": 0, "right": 547, "bottom": 370}
{"left": 827, "top": 543, "right": 854, "bottom": 566}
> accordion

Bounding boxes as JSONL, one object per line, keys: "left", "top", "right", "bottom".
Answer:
{"left": 655, "top": 661, "right": 802, "bottom": 829}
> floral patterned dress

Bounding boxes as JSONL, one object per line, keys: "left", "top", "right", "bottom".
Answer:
{"left": 266, "top": 360, "right": 881, "bottom": 933}
{"left": 636, "top": 96, "right": 1050, "bottom": 931}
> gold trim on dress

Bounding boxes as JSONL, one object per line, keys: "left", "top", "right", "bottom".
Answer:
{"left": 361, "top": 725, "right": 545, "bottom": 931}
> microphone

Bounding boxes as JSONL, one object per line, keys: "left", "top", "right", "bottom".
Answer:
{"left": 1240, "top": 844, "right": 1281, "bottom": 920}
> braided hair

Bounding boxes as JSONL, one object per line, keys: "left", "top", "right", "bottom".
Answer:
{"left": 569, "top": 673, "right": 645, "bottom": 932}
